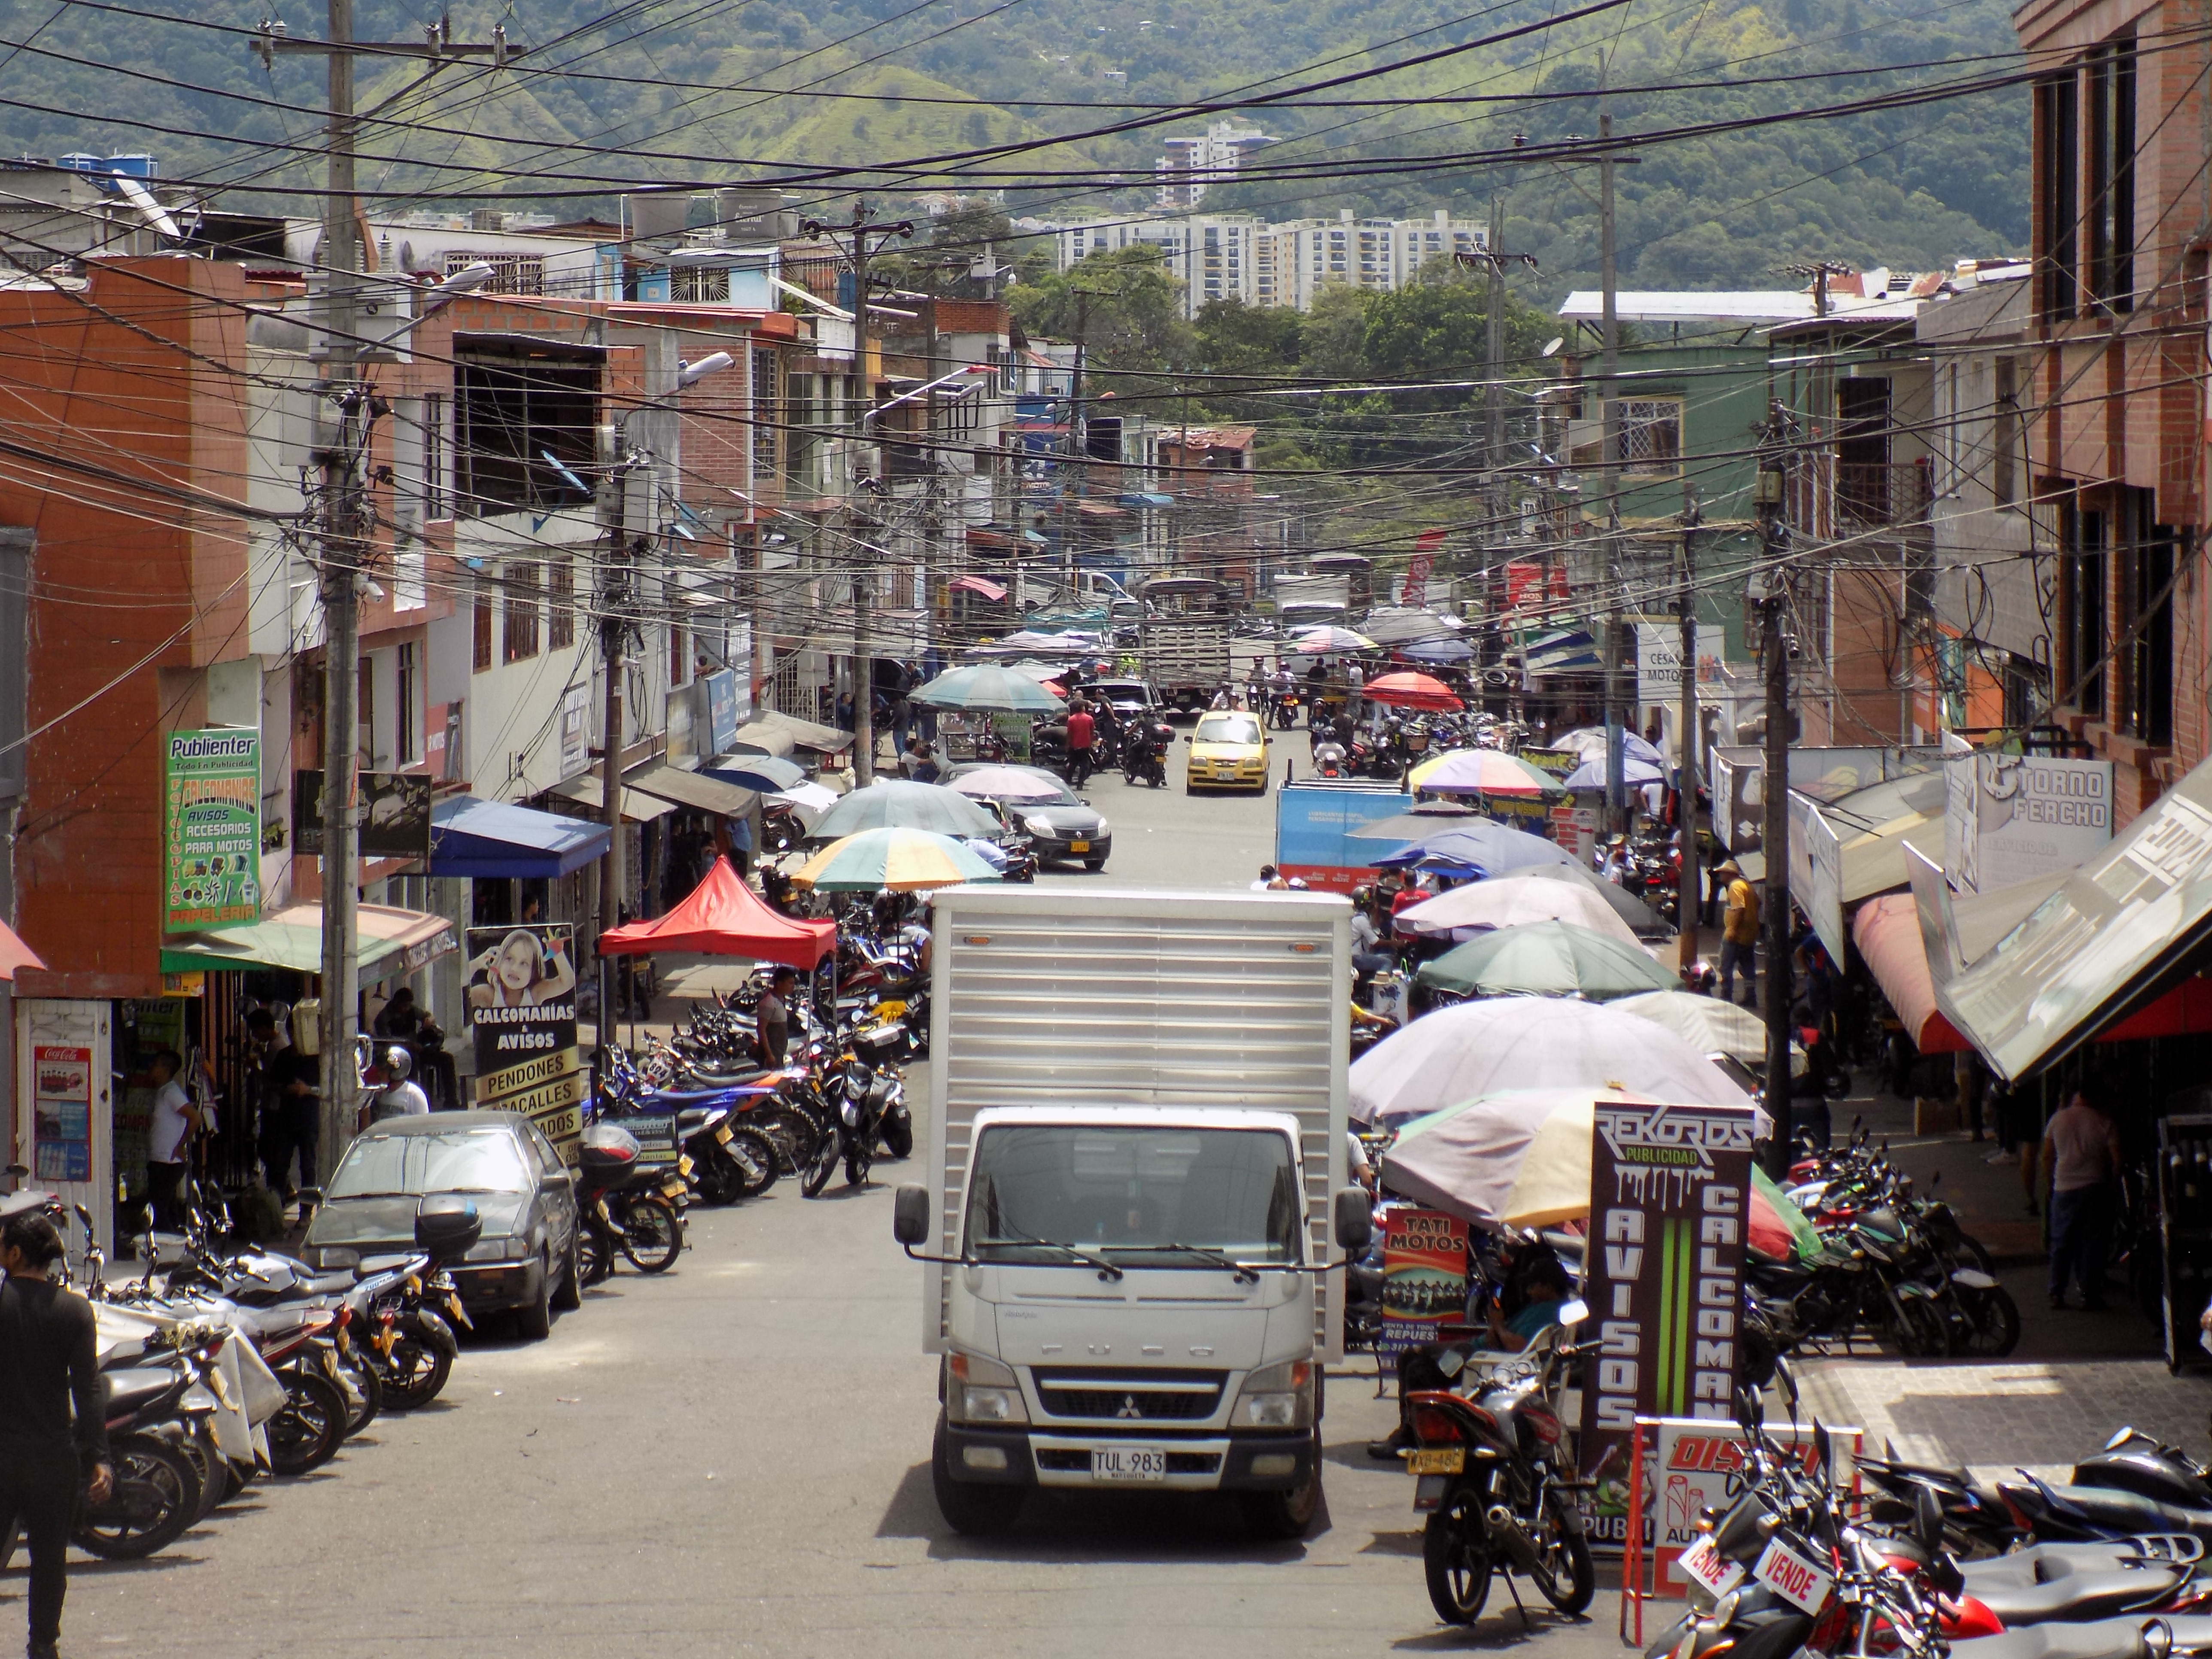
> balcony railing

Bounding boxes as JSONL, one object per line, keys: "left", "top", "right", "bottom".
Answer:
{"left": 1834, "top": 459, "right": 1931, "bottom": 528}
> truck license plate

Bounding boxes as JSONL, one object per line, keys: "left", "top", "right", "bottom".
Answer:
{"left": 1069, "top": 840, "right": 1089, "bottom": 854}
{"left": 1091, "top": 1446, "right": 1167, "bottom": 1482}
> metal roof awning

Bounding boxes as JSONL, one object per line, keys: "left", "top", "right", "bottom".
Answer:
{"left": 161, "top": 902, "right": 455, "bottom": 988}
{"left": 731, "top": 710, "right": 851, "bottom": 756}
{"left": 1935, "top": 755, "right": 2212, "bottom": 1079}
{"left": 623, "top": 763, "right": 756, "bottom": 817}
{"left": 548, "top": 772, "right": 680, "bottom": 823}
{"left": 949, "top": 574, "right": 1009, "bottom": 602}
{"left": 428, "top": 795, "right": 610, "bottom": 880}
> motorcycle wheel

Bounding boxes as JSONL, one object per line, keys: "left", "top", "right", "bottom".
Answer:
{"left": 748, "top": 1104, "right": 820, "bottom": 1175}
{"left": 881, "top": 1112, "right": 915, "bottom": 1160}
{"left": 73, "top": 1434, "right": 198, "bottom": 1560}
{"left": 268, "top": 1367, "right": 348, "bottom": 1476}
{"left": 339, "top": 1350, "right": 383, "bottom": 1436}
{"left": 1886, "top": 1287, "right": 1954, "bottom": 1358}
{"left": 619, "top": 1195, "right": 684, "bottom": 1273}
{"left": 1953, "top": 1283, "right": 2021, "bottom": 1358}
{"left": 379, "top": 1319, "right": 456, "bottom": 1410}
{"left": 801, "top": 1125, "right": 843, "bottom": 1197}
{"left": 579, "top": 1221, "right": 617, "bottom": 1288}
{"left": 693, "top": 1145, "right": 749, "bottom": 1207}
{"left": 845, "top": 1136, "right": 874, "bottom": 1187}
{"left": 726, "top": 1125, "right": 780, "bottom": 1197}
{"left": 1423, "top": 1492, "right": 1494, "bottom": 1625}
{"left": 1537, "top": 1508, "right": 1596, "bottom": 1613}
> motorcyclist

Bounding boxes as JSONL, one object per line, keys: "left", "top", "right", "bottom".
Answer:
{"left": 368, "top": 1046, "right": 431, "bottom": 1123}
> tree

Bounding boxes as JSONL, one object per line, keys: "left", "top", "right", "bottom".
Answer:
{"left": 1009, "top": 246, "right": 1195, "bottom": 378}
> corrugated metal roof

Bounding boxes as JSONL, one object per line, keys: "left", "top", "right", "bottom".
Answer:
{"left": 1558, "top": 291, "right": 1814, "bottom": 323}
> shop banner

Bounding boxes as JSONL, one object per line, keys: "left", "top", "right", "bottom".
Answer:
{"left": 32, "top": 1045, "right": 91, "bottom": 1182}
{"left": 1634, "top": 623, "right": 1727, "bottom": 705}
{"left": 162, "top": 728, "right": 260, "bottom": 932}
{"left": 1944, "top": 752, "right": 2114, "bottom": 895}
{"left": 1580, "top": 1098, "right": 1756, "bottom": 1548}
{"left": 465, "top": 924, "right": 583, "bottom": 1162}
{"left": 1519, "top": 747, "right": 1580, "bottom": 782}
{"left": 704, "top": 668, "right": 741, "bottom": 757}
{"left": 1377, "top": 1205, "right": 1468, "bottom": 1358}
{"left": 293, "top": 769, "right": 434, "bottom": 860}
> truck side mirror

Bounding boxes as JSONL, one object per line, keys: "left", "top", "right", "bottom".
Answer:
{"left": 893, "top": 1183, "right": 930, "bottom": 1248}
{"left": 1333, "top": 1186, "right": 1372, "bottom": 1252}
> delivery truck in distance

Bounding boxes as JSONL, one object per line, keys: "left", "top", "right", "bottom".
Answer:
{"left": 891, "top": 886, "right": 1367, "bottom": 1538}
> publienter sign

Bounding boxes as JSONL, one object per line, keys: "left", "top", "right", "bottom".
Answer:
{"left": 162, "top": 728, "right": 261, "bottom": 932}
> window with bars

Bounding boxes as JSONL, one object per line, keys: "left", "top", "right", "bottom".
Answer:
{"left": 751, "top": 348, "right": 779, "bottom": 485}
{"left": 473, "top": 578, "right": 493, "bottom": 672}
{"left": 503, "top": 560, "right": 540, "bottom": 663}
{"left": 671, "top": 265, "right": 731, "bottom": 302}
{"left": 547, "top": 558, "right": 575, "bottom": 651}
{"left": 2037, "top": 73, "right": 2081, "bottom": 320}
{"left": 454, "top": 342, "right": 601, "bottom": 517}
{"left": 421, "top": 392, "right": 447, "bottom": 520}
{"left": 446, "top": 251, "right": 545, "bottom": 295}
{"left": 397, "top": 640, "right": 419, "bottom": 766}
{"left": 1618, "top": 399, "right": 1683, "bottom": 475}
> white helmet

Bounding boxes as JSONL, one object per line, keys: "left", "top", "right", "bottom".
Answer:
{"left": 383, "top": 1046, "right": 413, "bottom": 1082}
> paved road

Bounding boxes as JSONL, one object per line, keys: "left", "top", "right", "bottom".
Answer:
{"left": 25, "top": 762, "right": 1631, "bottom": 1659}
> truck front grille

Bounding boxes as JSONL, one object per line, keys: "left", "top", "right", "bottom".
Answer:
{"left": 1034, "top": 1368, "right": 1225, "bottom": 1422}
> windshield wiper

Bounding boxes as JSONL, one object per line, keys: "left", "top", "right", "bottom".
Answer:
{"left": 980, "top": 1228, "right": 1124, "bottom": 1281}
{"left": 1105, "top": 1244, "right": 1266, "bottom": 1283}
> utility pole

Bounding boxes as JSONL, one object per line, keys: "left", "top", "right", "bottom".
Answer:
{"left": 1754, "top": 402, "right": 1794, "bottom": 1178}
{"left": 1063, "top": 289, "right": 1093, "bottom": 605}
{"left": 1453, "top": 224, "right": 1537, "bottom": 543}
{"left": 804, "top": 204, "right": 913, "bottom": 786}
{"left": 258, "top": 0, "right": 514, "bottom": 1174}
{"left": 1677, "top": 489, "right": 1702, "bottom": 975}
{"left": 1598, "top": 57, "right": 1626, "bottom": 830}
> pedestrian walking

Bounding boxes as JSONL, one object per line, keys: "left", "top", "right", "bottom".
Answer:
{"left": 143, "top": 1047, "right": 201, "bottom": 1231}
{"left": 1717, "top": 860, "right": 1759, "bottom": 1006}
{"left": 1064, "top": 698, "right": 1096, "bottom": 786}
{"left": 2042, "top": 1088, "right": 2120, "bottom": 1309}
{"left": 0, "top": 1209, "right": 112, "bottom": 1659}
{"left": 247, "top": 1008, "right": 321, "bottom": 1203}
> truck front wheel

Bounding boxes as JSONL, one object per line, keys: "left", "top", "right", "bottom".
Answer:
{"left": 931, "top": 1417, "right": 1026, "bottom": 1535}
{"left": 1238, "top": 1428, "right": 1323, "bottom": 1540}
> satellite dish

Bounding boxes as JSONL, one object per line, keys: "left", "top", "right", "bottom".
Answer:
{"left": 1541, "top": 336, "right": 1565, "bottom": 358}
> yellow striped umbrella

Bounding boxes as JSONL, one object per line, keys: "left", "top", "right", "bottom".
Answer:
{"left": 789, "top": 826, "right": 1002, "bottom": 892}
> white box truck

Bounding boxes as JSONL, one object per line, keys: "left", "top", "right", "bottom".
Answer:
{"left": 891, "top": 887, "right": 1370, "bottom": 1538}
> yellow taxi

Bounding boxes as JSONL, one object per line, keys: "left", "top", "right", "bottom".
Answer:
{"left": 1185, "top": 711, "right": 1272, "bottom": 795}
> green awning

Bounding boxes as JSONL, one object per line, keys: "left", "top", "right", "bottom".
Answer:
{"left": 160, "top": 902, "right": 455, "bottom": 988}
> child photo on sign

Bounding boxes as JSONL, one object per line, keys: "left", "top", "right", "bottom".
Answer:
{"left": 467, "top": 927, "right": 577, "bottom": 1010}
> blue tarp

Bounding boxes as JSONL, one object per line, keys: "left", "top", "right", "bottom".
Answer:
{"left": 429, "top": 795, "right": 610, "bottom": 880}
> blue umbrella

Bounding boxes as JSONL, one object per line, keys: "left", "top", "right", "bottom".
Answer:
{"left": 1561, "top": 756, "right": 1668, "bottom": 790}
{"left": 1370, "top": 821, "right": 1576, "bottom": 877}
{"left": 1402, "top": 637, "right": 1474, "bottom": 664}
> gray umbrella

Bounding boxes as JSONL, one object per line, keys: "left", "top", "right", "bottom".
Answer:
{"left": 1487, "top": 862, "right": 1667, "bottom": 936}
{"left": 807, "top": 780, "right": 1003, "bottom": 841}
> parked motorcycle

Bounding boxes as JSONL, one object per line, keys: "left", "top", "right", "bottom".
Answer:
{"left": 1404, "top": 1299, "right": 1599, "bottom": 1623}
{"left": 576, "top": 1121, "right": 686, "bottom": 1281}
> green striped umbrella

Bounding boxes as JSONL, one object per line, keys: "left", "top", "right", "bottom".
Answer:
{"left": 790, "top": 827, "right": 1003, "bottom": 892}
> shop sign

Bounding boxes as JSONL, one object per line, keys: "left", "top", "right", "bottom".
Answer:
{"left": 1625, "top": 1420, "right": 1859, "bottom": 1586}
{"left": 1804, "top": 805, "right": 1846, "bottom": 966}
{"left": 1634, "top": 624, "right": 1726, "bottom": 704}
{"left": 1376, "top": 1205, "right": 1468, "bottom": 1359}
{"left": 465, "top": 924, "right": 582, "bottom": 1162}
{"left": 162, "top": 728, "right": 260, "bottom": 933}
{"left": 1578, "top": 1098, "right": 1755, "bottom": 1525}
{"left": 32, "top": 1045, "right": 92, "bottom": 1182}
{"left": 705, "top": 668, "right": 741, "bottom": 756}
{"left": 293, "top": 769, "right": 434, "bottom": 860}
{"left": 1944, "top": 752, "right": 2113, "bottom": 895}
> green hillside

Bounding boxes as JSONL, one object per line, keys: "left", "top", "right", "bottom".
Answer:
{"left": 0, "top": 0, "right": 2027, "bottom": 289}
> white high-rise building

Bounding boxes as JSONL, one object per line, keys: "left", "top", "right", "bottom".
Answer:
{"left": 1040, "top": 207, "right": 1489, "bottom": 318}
{"left": 1153, "top": 120, "right": 1273, "bottom": 209}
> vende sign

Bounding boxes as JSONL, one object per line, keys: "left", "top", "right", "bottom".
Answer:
{"left": 1944, "top": 752, "right": 2114, "bottom": 894}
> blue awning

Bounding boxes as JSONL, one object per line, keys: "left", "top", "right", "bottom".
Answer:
{"left": 428, "top": 795, "right": 611, "bottom": 880}
{"left": 1119, "top": 492, "right": 1174, "bottom": 507}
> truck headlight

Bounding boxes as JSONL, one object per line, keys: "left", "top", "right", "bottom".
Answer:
{"left": 948, "top": 1350, "right": 1028, "bottom": 1426}
{"left": 1232, "top": 1358, "right": 1313, "bottom": 1429}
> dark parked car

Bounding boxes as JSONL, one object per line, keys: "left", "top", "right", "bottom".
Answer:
{"left": 302, "top": 1111, "right": 581, "bottom": 1340}
{"left": 945, "top": 763, "right": 1111, "bottom": 872}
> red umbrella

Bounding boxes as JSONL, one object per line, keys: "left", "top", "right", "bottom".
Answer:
{"left": 1364, "top": 671, "right": 1463, "bottom": 711}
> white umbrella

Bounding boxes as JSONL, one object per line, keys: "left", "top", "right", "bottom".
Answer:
{"left": 1395, "top": 879, "right": 1641, "bottom": 945}
{"left": 1379, "top": 1089, "right": 1626, "bottom": 1230}
{"left": 1291, "top": 626, "right": 1376, "bottom": 653}
{"left": 1349, "top": 997, "right": 1756, "bottom": 1127}
{"left": 1610, "top": 991, "right": 1771, "bottom": 1066}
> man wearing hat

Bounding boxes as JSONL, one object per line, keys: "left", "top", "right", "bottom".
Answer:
{"left": 1717, "top": 860, "right": 1759, "bottom": 1006}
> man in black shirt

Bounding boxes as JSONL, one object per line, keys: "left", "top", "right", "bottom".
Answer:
{"left": 249, "top": 1008, "right": 322, "bottom": 1200}
{"left": 0, "top": 1211, "right": 110, "bottom": 1659}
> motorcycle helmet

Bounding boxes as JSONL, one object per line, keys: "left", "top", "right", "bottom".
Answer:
{"left": 383, "top": 1045, "right": 413, "bottom": 1082}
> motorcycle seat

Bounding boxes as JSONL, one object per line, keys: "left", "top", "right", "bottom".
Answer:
{"left": 1953, "top": 1616, "right": 2188, "bottom": 1659}
{"left": 1963, "top": 1547, "right": 2172, "bottom": 1592}
{"left": 1969, "top": 1570, "right": 2185, "bottom": 1624}
{"left": 102, "top": 1367, "right": 181, "bottom": 1421}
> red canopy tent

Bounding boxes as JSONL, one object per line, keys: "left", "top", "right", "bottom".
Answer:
{"left": 1363, "top": 671, "right": 1463, "bottom": 711}
{"left": 598, "top": 857, "right": 834, "bottom": 969}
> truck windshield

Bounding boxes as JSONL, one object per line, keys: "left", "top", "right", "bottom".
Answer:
{"left": 965, "top": 1124, "right": 1303, "bottom": 1267}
